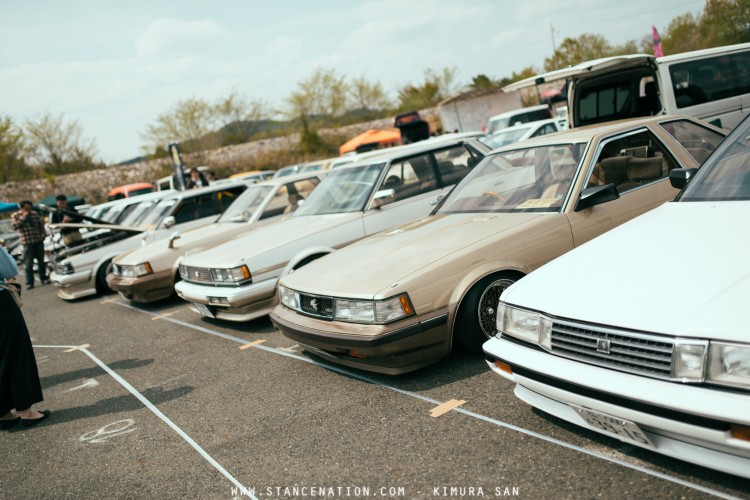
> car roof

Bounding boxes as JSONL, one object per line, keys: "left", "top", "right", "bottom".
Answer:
{"left": 339, "top": 135, "right": 486, "bottom": 169}
{"left": 488, "top": 104, "right": 551, "bottom": 120}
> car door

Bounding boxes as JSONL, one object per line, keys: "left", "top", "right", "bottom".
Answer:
{"left": 565, "top": 128, "right": 682, "bottom": 247}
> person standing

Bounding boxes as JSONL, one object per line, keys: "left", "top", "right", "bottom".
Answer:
{"left": 0, "top": 244, "right": 50, "bottom": 429}
{"left": 10, "top": 200, "right": 49, "bottom": 289}
{"left": 186, "top": 168, "right": 209, "bottom": 189}
{"left": 50, "top": 194, "right": 82, "bottom": 246}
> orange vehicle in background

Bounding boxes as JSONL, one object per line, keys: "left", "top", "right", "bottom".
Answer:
{"left": 107, "top": 183, "right": 155, "bottom": 201}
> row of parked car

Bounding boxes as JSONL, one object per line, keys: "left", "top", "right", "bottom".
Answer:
{"left": 45, "top": 41, "right": 750, "bottom": 481}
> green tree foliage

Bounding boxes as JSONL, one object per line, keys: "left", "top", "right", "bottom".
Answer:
{"left": 141, "top": 97, "right": 214, "bottom": 155}
{"left": 349, "top": 76, "right": 391, "bottom": 114}
{"left": 396, "top": 66, "right": 459, "bottom": 111}
{"left": 24, "top": 112, "right": 99, "bottom": 175}
{"left": 213, "top": 91, "right": 268, "bottom": 146}
{"left": 662, "top": 13, "right": 705, "bottom": 54}
{"left": 700, "top": 0, "right": 750, "bottom": 46}
{"left": 0, "top": 115, "right": 31, "bottom": 183}
{"left": 469, "top": 74, "right": 497, "bottom": 90}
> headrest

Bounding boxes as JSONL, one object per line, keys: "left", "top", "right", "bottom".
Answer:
{"left": 626, "top": 157, "right": 663, "bottom": 181}
{"left": 550, "top": 162, "right": 577, "bottom": 181}
{"left": 599, "top": 156, "right": 631, "bottom": 172}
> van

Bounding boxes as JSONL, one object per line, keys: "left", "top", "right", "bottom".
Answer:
{"left": 485, "top": 104, "right": 553, "bottom": 134}
{"left": 504, "top": 42, "right": 750, "bottom": 130}
{"left": 107, "top": 183, "right": 154, "bottom": 201}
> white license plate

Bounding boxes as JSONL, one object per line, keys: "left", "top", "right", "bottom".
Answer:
{"left": 194, "top": 303, "right": 215, "bottom": 318}
{"left": 574, "top": 406, "right": 654, "bottom": 447}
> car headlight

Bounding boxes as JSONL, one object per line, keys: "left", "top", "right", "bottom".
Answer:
{"left": 114, "top": 263, "right": 153, "bottom": 278}
{"left": 279, "top": 285, "right": 299, "bottom": 309}
{"left": 707, "top": 342, "right": 750, "bottom": 389}
{"left": 210, "top": 265, "right": 251, "bottom": 284}
{"left": 55, "top": 260, "right": 75, "bottom": 275}
{"left": 496, "top": 302, "right": 552, "bottom": 349}
{"left": 334, "top": 293, "right": 414, "bottom": 324}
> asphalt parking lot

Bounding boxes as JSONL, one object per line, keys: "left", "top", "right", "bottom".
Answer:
{"left": 3, "top": 284, "right": 749, "bottom": 499}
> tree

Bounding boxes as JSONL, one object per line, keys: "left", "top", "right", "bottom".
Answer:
{"left": 213, "top": 91, "right": 268, "bottom": 146}
{"left": 24, "top": 112, "right": 98, "bottom": 174}
{"left": 424, "top": 66, "right": 460, "bottom": 98}
{"left": 349, "top": 76, "right": 391, "bottom": 113}
{"left": 0, "top": 115, "right": 30, "bottom": 183}
{"left": 700, "top": 0, "right": 750, "bottom": 46}
{"left": 396, "top": 67, "right": 459, "bottom": 111}
{"left": 544, "top": 34, "right": 613, "bottom": 71}
{"left": 469, "top": 74, "right": 497, "bottom": 90}
{"left": 141, "top": 97, "right": 214, "bottom": 154}
{"left": 662, "top": 13, "right": 705, "bottom": 54}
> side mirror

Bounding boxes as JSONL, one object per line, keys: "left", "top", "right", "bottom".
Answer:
{"left": 429, "top": 194, "right": 445, "bottom": 206}
{"left": 168, "top": 231, "right": 181, "bottom": 249}
{"left": 371, "top": 189, "right": 396, "bottom": 209}
{"left": 575, "top": 184, "right": 619, "bottom": 212}
{"left": 161, "top": 216, "right": 176, "bottom": 229}
{"left": 669, "top": 168, "right": 698, "bottom": 190}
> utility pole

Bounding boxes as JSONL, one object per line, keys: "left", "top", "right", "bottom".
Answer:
{"left": 550, "top": 23, "right": 559, "bottom": 68}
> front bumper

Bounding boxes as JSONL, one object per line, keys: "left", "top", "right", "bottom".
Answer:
{"left": 270, "top": 304, "right": 451, "bottom": 375}
{"left": 50, "top": 269, "right": 95, "bottom": 300}
{"left": 483, "top": 336, "right": 750, "bottom": 479}
{"left": 174, "top": 278, "right": 278, "bottom": 322}
{"left": 107, "top": 269, "right": 174, "bottom": 303}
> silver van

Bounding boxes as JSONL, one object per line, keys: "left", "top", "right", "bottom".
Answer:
{"left": 505, "top": 43, "right": 750, "bottom": 131}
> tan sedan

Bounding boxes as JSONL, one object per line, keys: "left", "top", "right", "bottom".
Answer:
{"left": 271, "top": 116, "right": 726, "bottom": 375}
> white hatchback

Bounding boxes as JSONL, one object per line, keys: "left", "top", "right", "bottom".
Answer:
{"left": 483, "top": 115, "right": 750, "bottom": 478}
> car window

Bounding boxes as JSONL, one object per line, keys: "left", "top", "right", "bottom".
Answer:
{"left": 433, "top": 145, "right": 478, "bottom": 186}
{"left": 259, "top": 178, "right": 321, "bottom": 219}
{"left": 670, "top": 53, "right": 748, "bottom": 108}
{"left": 659, "top": 119, "right": 725, "bottom": 164}
{"left": 585, "top": 130, "right": 677, "bottom": 193}
{"left": 483, "top": 127, "right": 532, "bottom": 149}
{"left": 438, "top": 142, "right": 586, "bottom": 214}
{"left": 578, "top": 81, "right": 632, "bottom": 123}
{"left": 219, "top": 185, "right": 274, "bottom": 223}
{"left": 138, "top": 199, "right": 176, "bottom": 228}
{"left": 531, "top": 123, "right": 558, "bottom": 137}
{"left": 378, "top": 154, "right": 438, "bottom": 206}
{"left": 295, "top": 163, "right": 384, "bottom": 215}
{"left": 215, "top": 186, "right": 246, "bottom": 213}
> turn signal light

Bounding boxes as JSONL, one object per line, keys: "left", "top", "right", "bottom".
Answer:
{"left": 495, "top": 360, "right": 513, "bottom": 375}
{"left": 348, "top": 349, "right": 367, "bottom": 359}
{"left": 730, "top": 424, "right": 750, "bottom": 442}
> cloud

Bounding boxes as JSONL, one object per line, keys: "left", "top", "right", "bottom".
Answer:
{"left": 135, "top": 18, "right": 227, "bottom": 60}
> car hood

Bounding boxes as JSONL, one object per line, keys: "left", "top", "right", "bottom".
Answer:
{"left": 180, "top": 213, "right": 362, "bottom": 267}
{"left": 283, "top": 212, "right": 546, "bottom": 298}
{"left": 503, "top": 201, "right": 750, "bottom": 342}
{"left": 113, "top": 222, "right": 251, "bottom": 266}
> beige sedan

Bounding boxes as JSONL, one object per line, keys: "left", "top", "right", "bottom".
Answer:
{"left": 271, "top": 116, "right": 726, "bottom": 375}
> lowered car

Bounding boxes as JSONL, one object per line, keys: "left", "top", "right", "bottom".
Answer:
{"left": 482, "top": 114, "right": 750, "bottom": 478}
{"left": 50, "top": 182, "right": 249, "bottom": 300}
{"left": 107, "top": 173, "right": 322, "bottom": 303}
{"left": 270, "top": 115, "right": 725, "bottom": 375}
{"left": 175, "top": 135, "right": 490, "bottom": 322}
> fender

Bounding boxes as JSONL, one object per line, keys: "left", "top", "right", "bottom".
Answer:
{"left": 280, "top": 245, "right": 336, "bottom": 278}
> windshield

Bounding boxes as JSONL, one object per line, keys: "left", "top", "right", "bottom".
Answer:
{"left": 218, "top": 185, "right": 273, "bottom": 222}
{"left": 438, "top": 143, "right": 586, "bottom": 214}
{"left": 294, "top": 163, "right": 385, "bottom": 215}
{"left": 139, "top": 199, "right": 178, "bottom": 228}
{"left": 483, "top": 126, "right": 533, "bottom": 149}
{"left": 680, "top": 116, "right": 750, "bottom": 201}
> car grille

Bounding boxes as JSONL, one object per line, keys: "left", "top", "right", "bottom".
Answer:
{"left": 550, "top": 321, "right": 674, "bottom": 379}
{"left": 299, "top": 293, "right": 335, "bottom": 319}
{"left": 183, "top": 266, "right": 213, "bottom": 284}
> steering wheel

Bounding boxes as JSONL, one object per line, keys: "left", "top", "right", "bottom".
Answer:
{"left": 482, "top": 191, "right": 508, "bottom": 205}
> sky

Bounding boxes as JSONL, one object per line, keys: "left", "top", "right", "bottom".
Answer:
{"left": 0, "top": 0, "right": 706, "bottom": 164}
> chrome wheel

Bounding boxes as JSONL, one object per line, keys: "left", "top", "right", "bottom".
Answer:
{"left": 476, "top": 278, "right": 515, "bottom": 339}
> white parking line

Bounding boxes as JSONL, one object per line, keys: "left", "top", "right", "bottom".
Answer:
{"left": 33, "top": 344, "right": 255, "bottom": 500}
{"left": 109, "top": 301, "right": 741, "bottom": 500}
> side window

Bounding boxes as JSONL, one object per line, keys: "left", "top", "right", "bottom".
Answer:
{"left": 260, "top": 185, "right": 289, "bottom": 220}
{"left": 671, "top": 54, "right": 743, "bottom": 108}
{"left": 216, "top": 187, "right": 245, "bottom": 212}
{"left": 531, "top": 123, "right": 557, "bottom": 138}
{"left": 277, "top": 178, "right": 321, "bottom": 216}
{"left": 578, "top": 82, "right": 632, "bottom": 123}
{"left": 586, "top": 131, "right": 676, "bottom": 193}
{"left": 380, "top": 154, "right": 437, "bottom": 204}
{"left": 659, "top": 119, "right": 725, "bottom": 164}
{"left": 173, "top": 193, "right": 216, "bottom": 224}
{"left": 433, "top": 145, "right": 478, "bottom": 186}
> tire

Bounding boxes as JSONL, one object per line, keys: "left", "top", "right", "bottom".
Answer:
{"left": 455, "top": 274, "right": 519, "bottom": 352}
{"left": 95, "top": 259, "right": 114, "bottom": 295}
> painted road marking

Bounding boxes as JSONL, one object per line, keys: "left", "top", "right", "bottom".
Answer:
{"left": 430, "top": 399, "right": 466, "bottom": 417}
{"left": 80, "top": 419, "right": 135, "bottom": 444}
{"left": 106, "top": 301, "right": 739, "bottom": 500}
{"left": 67, "top": 378, "right": 100, "bottom": 392}
{"left": 151, "top": 311, "right": 178, "bottom": 321}
{"left": 240, "top": 339, "right": 266, "bottom": 350}
{"left": 100, "top": 297, "right": 119, "bottom": 304}
{"left": 33, "top": 344, "right": 254, "bottom": 499}
{"left": 64, "top": 343, "right": 91, "bottom": 353}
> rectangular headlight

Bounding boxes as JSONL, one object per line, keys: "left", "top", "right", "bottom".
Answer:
{"left": 117, "top": 263, "right": 153, "bottom": 278}
{"left": 55, "top": 260, "right": 75, "bottom": 275}
{"left": 672, "top": 340, "right": 708, "bottom": 382}
{"left": 497, "top": 302, "right": 552, "bottom": 348}
{"left": 707, "top": 342, "right": 750, "bottom": 389}
{"left": 334, "top": 293, "right": 414, "bottom": 324}
{"left": 279, "top": 285, "right": 299, "bottom": 309}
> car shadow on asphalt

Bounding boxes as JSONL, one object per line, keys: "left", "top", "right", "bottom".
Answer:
{"left": 40, "top": 358, "right": 155, "bottom": 389}
{"left": 15, "top": 385, "right": 195, "bottom": 430}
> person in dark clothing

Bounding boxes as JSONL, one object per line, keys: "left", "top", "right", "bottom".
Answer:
{"left": 50, "top": 194, "right": 82, "bottom": 246}
{"left": 186, "top": 168, "right": 209, "bottom": 189}
{"left": 10, "top": 200, "right": 49, "bottom": 288}
{"left": 0, "top": 245, "right": 50, "bottom": 429}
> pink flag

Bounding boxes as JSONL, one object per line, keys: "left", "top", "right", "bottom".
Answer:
{"left": 652, "top": 25, "right": 664, "bottom": 57}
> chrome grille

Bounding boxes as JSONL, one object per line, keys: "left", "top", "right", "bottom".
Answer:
{"left": 184, "top": 266, "right": 213, "bottom": 284}
{"left": 551, "top": 321, "right": 674, "bottom": 378}
{"left": 299, "top": 293, "right": 334, "bottom": 319}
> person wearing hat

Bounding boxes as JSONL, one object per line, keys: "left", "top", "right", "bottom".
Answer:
{"left": 50, "top": 194, "right": 82, "bottom": 246}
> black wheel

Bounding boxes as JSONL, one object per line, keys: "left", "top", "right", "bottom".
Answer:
{"left": 95, "top": 259, "right": 114, "bottom": 295}
{"left": 455, "top": 274, "right": 519, "bottom": 352}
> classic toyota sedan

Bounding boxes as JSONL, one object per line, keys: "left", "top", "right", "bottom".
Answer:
{"left": 482, "top": 115, "right": 750, "bottom": 478}
{"left": 174, "top": 135, "right": 489, "bottom": 322}
{"left": 271, "top": 116, "right": 725, "bottom": 374}
{"left": 107, "top": 173, "right": 322, "bottom": 303}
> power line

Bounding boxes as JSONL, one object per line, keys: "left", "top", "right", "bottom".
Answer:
{"left": 558, "top": 0, "right": 705, "bottom": 30}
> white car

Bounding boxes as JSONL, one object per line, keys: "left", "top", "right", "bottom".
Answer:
{"left": 175, "top": 135, "right": 490, "bottom": 322}
{"left": 483, "top": 116, "right": 750, "bottom": 478}
{"left": 481, "top": 118, "right": 565, "bottom": 150}
{"left": 50, "top": 182, "right": 249, "bottom": 300}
